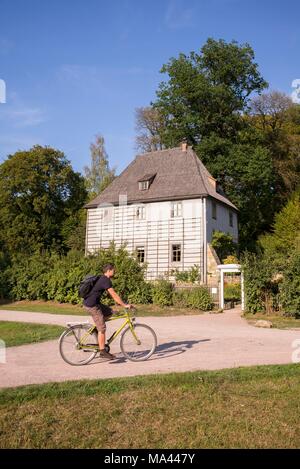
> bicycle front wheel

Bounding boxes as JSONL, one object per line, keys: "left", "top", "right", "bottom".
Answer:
{"left": 59, "top": 324, "right": 98, "bottom": 366}
{"left": 120, "top": 323, "right": 157, "bottom": 361}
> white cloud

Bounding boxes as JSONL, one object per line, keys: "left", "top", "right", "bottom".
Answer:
{"left": 0, "top": 106, "right": 46, "bottom": 127}
{"left": 165, "top": 0, "right": 195, "bottom": 29}
{"left": 0, "top": 92, "right": 46, "bottom": 127}
{"left": 291, "top": 79, "right": 300, "bottom": 104}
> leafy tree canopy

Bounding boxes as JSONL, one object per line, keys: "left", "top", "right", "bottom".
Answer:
{"left": 259, "top": 191, "right": 300, "bottom": 265}
{"left": 84, "top": 134, "right": 115, "bottom": 200}
{"left": 154, "top": 38, "right": 268, "bottom": 147}
{"left": 0, "top": 145, "right": 87, "bottom": 257}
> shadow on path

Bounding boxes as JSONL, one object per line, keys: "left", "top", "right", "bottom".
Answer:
{"left": 89, "top": 339, "right": 211, "bottom": 365}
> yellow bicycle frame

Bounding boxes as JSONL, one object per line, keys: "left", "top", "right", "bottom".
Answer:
{"left": 78, "top": 309, "right": 140, "bottom": 350}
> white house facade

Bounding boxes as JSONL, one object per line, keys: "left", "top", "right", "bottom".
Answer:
{"left": 85, "top": 145, "right": 238, "bottom": 283}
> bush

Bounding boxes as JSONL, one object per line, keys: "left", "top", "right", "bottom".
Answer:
{"left": 152, "top": 279, "right": 174, "bottom": 306}
{"left": 127, "top": 282, "right": 153, "bottom": 304}
{"left": 241, "top": 252, "right": 279, "bottom": 314}
{"left": 3, "top": 243, "right": 147, "bottom": 304}
{"left": 172, "top": 289, "right": 187, "bottom": 308}
{"left": 211, "top": 231, "right": 238, "bottom": 262}
{"left": 172, "top": 265, "right": 201, "bottom": 283}
{"left": 173, "top": 287, "right": 213, "bottom": 310}
{"left": 223, "top": 255, "right": 239, "bottom": 264}
{"left": 224, "top": 284, "right": 241, "bottom": 301}
{"left": 184, "top": 287, "right": 213, "bottom": 310}
{"left": 279, "top": 252, "right": 300, "bottom": 317}
{"left": 0, "top": 251, "right": 10, "bottom": 300}
{"left": 5, "top": 252, "right": 55, "bottom": 301}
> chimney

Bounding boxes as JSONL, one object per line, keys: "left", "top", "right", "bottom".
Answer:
{"left": 181, "top": 140, "right": 188, "bottom": 152}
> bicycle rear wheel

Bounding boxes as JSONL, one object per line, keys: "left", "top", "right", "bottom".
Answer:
{"left": 120, "top": 323, "right": 157, "bottom": 361}
{"left": 59, "top": 324, "right": 98, "bottom": 366}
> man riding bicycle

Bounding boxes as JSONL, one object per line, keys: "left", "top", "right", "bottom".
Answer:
{"left": 83, "top": 263, "right": 133, "bottom": 360}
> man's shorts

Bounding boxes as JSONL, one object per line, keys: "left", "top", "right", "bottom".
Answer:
{"left": 84, "top": 304, "right": 113, "bottom": 333}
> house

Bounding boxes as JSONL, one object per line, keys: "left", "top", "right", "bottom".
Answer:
{"left": 84, "top": 143, "right": 238, "bottom": 283}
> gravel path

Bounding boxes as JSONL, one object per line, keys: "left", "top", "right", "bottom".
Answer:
{"left": 1, "top": 307, "right": 300, "bottom": 389}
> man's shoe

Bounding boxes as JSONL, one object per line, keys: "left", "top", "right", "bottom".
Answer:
{"left": 99, "top": 349, "right": 116, "bottom": 360}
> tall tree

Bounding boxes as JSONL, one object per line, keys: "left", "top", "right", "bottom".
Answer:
{"left": 250, "top": 91, "right": 293, "bottom": 134}
{"left": 150, "top": 38, "right": 272, "bottom": 249}
{"left": 249, "top": 92, "right": 300, "bottom": 198}
{"left": 135, "top": 106, "right": 165, "bottom": 153}
{"left": 153, "top": 38, "right": 268, "bottom": 148}
{"left": 258, "top": 191, "right": 300, "bottom": 266}
{"left": 0, "top": 145, "right": 87, "bottom": 257}
{"left": 84, "top": 135, "right": 115, "bottom": 199}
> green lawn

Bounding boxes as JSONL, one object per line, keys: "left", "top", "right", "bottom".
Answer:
{"left": 0, "top": 321, "right": 65, "bottom": 347}
{"left": 244, "top": 313, "right": 300, "bottom": 330}
{"left": 0, "top": 300, "right": 206, "bottom": 317}
{"left": 0, "top": 364, "right": 300, "bottom": 448}
{"left": 0, "top": 300, "right": 87, "bottom": 316}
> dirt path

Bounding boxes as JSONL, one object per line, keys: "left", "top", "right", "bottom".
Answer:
{"left": 1, "top": 307, "right": 300, "bottom": 389}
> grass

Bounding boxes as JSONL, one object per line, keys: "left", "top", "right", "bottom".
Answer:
{"left": 0, "top": 300, "right": 87, "bottom": 316}
{"left": 0, "top": 300, "right": 207, "bottom": 317}
{"left": 244, "top": 313, "right": 300, "bottom": 330}
{"left": 0, "top": 364, "right": 300, "bottom": 448}
{"left": 0, "top": 321, "right": 65, "bottom": 347}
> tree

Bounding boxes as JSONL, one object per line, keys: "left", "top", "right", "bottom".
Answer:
{"left": 153, "top": 38, "right": 267, "bottom": 148}
{"left": 135, "top": 107, "right": 165, "bottom": 153}
{"left": 60, "top": 208, "right": 87, "bottom": 252}
{"left": 249, "top": 92, "right": 300, "bottom": 199}
{"left": 84, "top": 135, "right": 115, "bottom": 199}
{"left": 211, "top": 230, "right": 238, "bottom": 262}
{"left": 250, "top": 91, "right": 293, "bottom": 133}
{"left": 146, "top": 38, "right": 274, "bottom": 249}
{"left": 212, "top": 143, "right": 277, "bottom": 250}
{"left": 259, "top": 191, "right": 300, "bottom": 264}
{"left": 0, "top": 145, "right": 87, "bottom": 257}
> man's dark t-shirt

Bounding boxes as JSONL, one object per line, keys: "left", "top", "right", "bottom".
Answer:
{"left": 83, "top": 275, "right": 112, "bottom": 307}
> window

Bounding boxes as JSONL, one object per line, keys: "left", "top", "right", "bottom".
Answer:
{"left": 138, "top": 173, "right": 156, "bottom": 191}
{"left": 139, "top": 181, "right": 149, "bottom": 191}
{"left": 137, "top": 247, "right": 145, "bottom": 263}
{"left": 100, "top": 208, "right": 109, "bottom": 221}
{"left": 172, "top": 244, "right": 181, "bottom": 262}
{"left": 212, "top": 202, "right": 217, "bottom": 220}
{"left": 136, "top": 206, "right": 145, "bottom": 220}
{"left": 229, "top": 211, "right": 233, "bottom": 227}
{"left": 171, "top": 201, "right": 182, "bottom": 218}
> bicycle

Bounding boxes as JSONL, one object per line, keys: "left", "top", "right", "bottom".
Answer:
{"left": 59, "top": 307, "right": 157, "bottom": 366}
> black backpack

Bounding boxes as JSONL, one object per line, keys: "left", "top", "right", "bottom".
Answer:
{"left": 79, "top": 275, "right": 100, "bottom": 299}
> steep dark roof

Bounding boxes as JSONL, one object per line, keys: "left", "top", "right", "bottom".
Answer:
{"left": 85, "top": 146, "right": 237, "bottom": 210}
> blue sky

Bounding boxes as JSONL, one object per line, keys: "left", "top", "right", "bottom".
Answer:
{"left": 0, "top": 0, "right": 299, "bottom": 175}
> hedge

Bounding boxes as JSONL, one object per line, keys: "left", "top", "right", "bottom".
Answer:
{"left": 173, "top": 287, "right": 213, "bottom": 311}
{"left": 242, "top": 250, "right": 300, "bottom": 317}
{"left": 2, "top": 244, "right": 147, "bottom": 305}
{"left": 1, "top": 246, "right": 214, "bottom": 311}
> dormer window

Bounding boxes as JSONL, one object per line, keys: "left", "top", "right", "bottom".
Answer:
{"left": 139, "top": 180, "right": 150, "bottom": 191}
{"left": 138, "top": 173, "right": 156, "bottom": 191}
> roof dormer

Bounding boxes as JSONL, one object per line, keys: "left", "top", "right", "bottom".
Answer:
{"left": 138, "top": 173, "right": 156, "bottom": 191}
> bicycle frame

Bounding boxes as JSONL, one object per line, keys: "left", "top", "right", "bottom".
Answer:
{"left": 78, "top": 310, "right": 140, "bottom": 350}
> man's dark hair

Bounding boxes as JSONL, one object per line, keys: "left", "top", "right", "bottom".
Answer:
{"left": 102, "top": 263, "right": 115, "bottom": 273}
